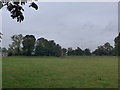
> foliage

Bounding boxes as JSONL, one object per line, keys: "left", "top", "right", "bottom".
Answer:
{"left": 93, "top": 42, "right": 113, "bottom": 56}
{"left": 67, "top": 47, "right": 91, "bottom": 56}
{"left": 74, "top": 47, "right": 84, "bottom": 55}
{"left": 1, "top": 47, "right": 7, "bottom": 53}
{"left": 114, "top": 33, "right": 120, "bottom": 56}
{"left": 11, "top": 34, "right": 23, "bottom": 55}
{"left": 35, "top": 37, "right": 49, "bottom": 56}
{"left": 84, "top": 48, "right": 91, "bottom": 55}
{"left": 22, "top": 35, "right": 36, "bottom": 56}
{"left": 8, "top": 43, "right": 17, "bottom": 55}
{"left": 0, "top": 1, "right": 38, "bottom": 22}
{"left": 7, "top": 34, "right": 120, "bottom": 57}
{"left": 67, "top": 47, "right": 73, "bottom": 56}
{"left": 35, "top": 37, "right": 62, "bottom": 57}
{"left": 61, "top": 48, "right": 67, "bottom": 56}
{"left": 7, "top": 34, "right": 23, "bottom": 55}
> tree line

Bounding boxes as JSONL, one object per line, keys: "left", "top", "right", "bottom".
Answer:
{"left": 1, "top": 33, "right": 120, "bottom": 57}
{"left": 4, "top": 34, "right": 61, "bottom": 57}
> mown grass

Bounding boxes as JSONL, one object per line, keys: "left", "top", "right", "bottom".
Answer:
{"left": 2, "top": 56, "right": 118, "bottom": 88}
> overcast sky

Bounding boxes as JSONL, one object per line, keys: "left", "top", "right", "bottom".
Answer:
{"left": 2, "top": 2, "right": 118, "bottom": 51}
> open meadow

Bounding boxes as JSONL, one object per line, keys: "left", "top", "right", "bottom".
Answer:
{"left": 2, "top": 56, "right": 118, "bottom": 88}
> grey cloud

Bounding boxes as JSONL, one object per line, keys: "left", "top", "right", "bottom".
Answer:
{"left": 2, "top": 2, "right": 118, "bottom": 51}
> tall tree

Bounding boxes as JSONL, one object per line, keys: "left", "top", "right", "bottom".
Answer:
{"left": 7, "top": 34, "right": 23, "bottom": 56}
{"left": 22, "top": 35, "right": 36, "bottom": 56}
{"left": 11, "top": 34, "right": 23, "bottom": 55}
{"left": 114, "top": 33, "right": 120, "bottom": 56}
{"left": 103, "top": 42, "right": 113, "bottom": 55}
{"left": 35, "top": 37, "right": 49, "bottom": 56}
{"left": 54, "top": 44, "right": 62, "bottom": 57}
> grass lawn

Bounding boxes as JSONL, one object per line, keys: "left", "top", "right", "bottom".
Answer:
{"left": 2, "top": 56, "right": 118, "bottom": 88}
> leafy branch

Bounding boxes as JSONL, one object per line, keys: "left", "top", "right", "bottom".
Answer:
{"left": 0, "top": 0, "right": 38, "bottom": 22}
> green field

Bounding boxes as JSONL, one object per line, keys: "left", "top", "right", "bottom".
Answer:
{"left": 2, "top": 56, "right": 118, "bottom": 88}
